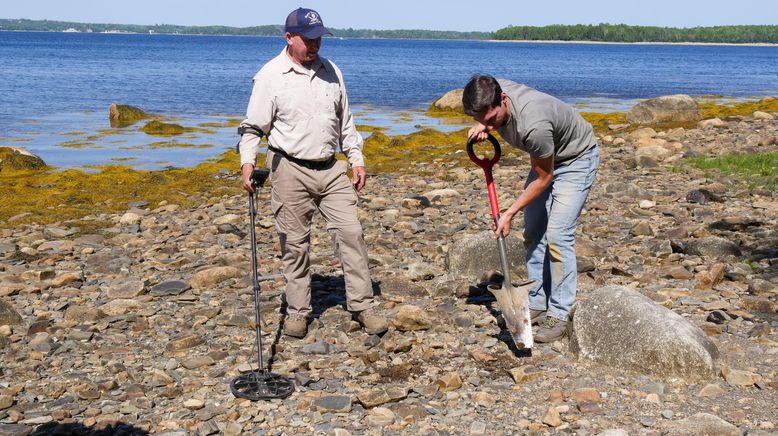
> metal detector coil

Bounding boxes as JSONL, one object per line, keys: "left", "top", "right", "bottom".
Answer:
{"left": 230, "top": 166, "right": 295, "bottom": 400}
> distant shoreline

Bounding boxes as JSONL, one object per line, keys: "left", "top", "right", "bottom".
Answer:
{"left": 486, "top": 39, "right": 778, "bottom": 47}
{"left": 1, "top": 29, "right": 776, "bottom": 47}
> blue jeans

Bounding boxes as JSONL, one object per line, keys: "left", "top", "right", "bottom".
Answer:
{"left": 524, "top": 146, "right": 599, "bottom": 321}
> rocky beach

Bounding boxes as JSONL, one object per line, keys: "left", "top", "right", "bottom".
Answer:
{"left": 0, "top": 96, "right": 777, "bottom": 435}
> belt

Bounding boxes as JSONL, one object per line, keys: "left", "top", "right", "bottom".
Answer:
{"left": 268, "top": 147, "right": 336, "bottom": 170}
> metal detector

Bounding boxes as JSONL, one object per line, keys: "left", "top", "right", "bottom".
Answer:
{"left": 230, "top": 167, "right": 296, "bottom": 400}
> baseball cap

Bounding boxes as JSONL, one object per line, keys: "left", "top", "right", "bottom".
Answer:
{"left": 284, "top": 8, "right": 332, "bottom": 39}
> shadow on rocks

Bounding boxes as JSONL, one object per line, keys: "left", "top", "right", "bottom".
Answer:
{"left": 30, "top": 421, "right": 149, "bottom": 436}
{"left": 465, "top": 280, "right": 532, "bottom": 359}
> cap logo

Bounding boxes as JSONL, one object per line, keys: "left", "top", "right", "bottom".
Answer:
{"left": 304, "top": 11, "right": 322, "bottom": 25}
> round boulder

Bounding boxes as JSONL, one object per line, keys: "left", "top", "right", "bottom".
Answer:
{"left": 0, "top": 147, "right": 47, "bottom": 172}
{"left": 430, "top": 89, "right": 464, "bottom": 113}
{"left": 570, "top": 286, "right": 719, "bottom": 383}
{"left": 626, "top": 95, "right": 702, "bottom": 125}
{"left": 109, "top": 103, "right": 148, "bottom": 127}
{"left": 446, "top": 231, "right": 526, "bottom": 280}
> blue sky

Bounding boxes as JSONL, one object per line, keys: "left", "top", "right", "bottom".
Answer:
{"left": 4, "top": 0, "right": 778, "bottom": 31}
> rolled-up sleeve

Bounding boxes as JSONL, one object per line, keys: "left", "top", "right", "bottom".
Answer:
{"left": 239, "top": 75, "right": 275, "bottom": 168}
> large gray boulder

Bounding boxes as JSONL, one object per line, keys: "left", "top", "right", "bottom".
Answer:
{"left": 661, "top": 413, "right": 739, "bottom": 436}
{"left": 430, "top": 89, "right": 464, "bottom": 113}
{"left": 446, "top": 231, "right": 526, "bottom": 280}
{"left": 626, "top": 94, "right": 702, "bottom": 125}
{"left": 570, "top": 286, "right": 719, "bottom": 383}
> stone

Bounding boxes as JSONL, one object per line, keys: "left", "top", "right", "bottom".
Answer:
{"left": 541, "top": 407, "right": 563, "bottom": 427}
{"left": 698, "top": 383, "right": 726, "bottom": 398}
{"left": 109, "top": 103, "right": 147, "bottom": 127}
{"left": 356, "top": 389, "right": 391, "bottom": 408}
{"left": 367, "top": 407, "right": 395, "bottom": 426}
{"left": 0, "top": 146, "right": 47, "bottom": 172}
{"left": 753, "top": 111, "right": 774, "bottom": 120}
{"left": 150, "top": 280, "right": 191, "bottom": 296}
{"left": 469, "top": 421, "right": 487, "bottom": 435}
{"left": 684, "top": 237, "right": 741, "bottom": 259}
{"left": 435, "top": 372, "right": 462, "bottom": 391}
{"left": 572, "top": 388, "right": 601, "bottom": 403}
{"left": 570, "top": 286, "right": 719, "bottom": 382}
{"left": 698, "top": 118, "right": 725, "bottom": 129}
{"left": 508, "top": 365, "right": 543, "bottom": 384}
{"left": 627, "top": 94, "right": 702, "bottom": 125}
{"left": 99, "top": 298, "right": 143, "bottom": 316}
{"left": 446, "top": 231, "right": 526, "bottom": 279}
{"left": 431, "top": 88, "right": 464, "bottom": 112}
{"left": 184, "top": 399, "right": 205, "bottom": 410}
{"left": 472, "top": 391, "right": 496, "bottom": 407}
{"left": 181, "top": 355, "right": 215, "bottom": 369}
{"left": 190, "top": 266, "right": 241, "bottom": 289}
{"left": 119, "top": 212, "right": 142, "bottom": 226}
{"left": 313, "top": 395, "right": 352, "bottom": 413}
{"left": 662, "top": 413, "right": 739, "bottom": 436}
{"left": 107, "top": 280, "right": 146, "bottom": 299}
{"left": 166, "top": 332, "right": 205, "bottom": 352}
{"left": 392, "top": 305, "right": 432, "bottom": 331}
{"left": 721, "top": 367, "right": 761, "bottom": 387}
{"left": 0, "top": 300, "right": 23, "bottom": 326}
{"left": 63, "top": 306, "right": 105, "bottom": 324}
{"left": 0, "top": 395, "right": 13, "bottom": 410}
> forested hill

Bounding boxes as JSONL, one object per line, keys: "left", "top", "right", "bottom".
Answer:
{"left": 494, "top": 23, "right": 778, "bottom": 44}
{"left": 1, "top": 18, "right": 776, "bottom": 43}
{"left": 0, "top": 19, "right": 490, "bottom": 40}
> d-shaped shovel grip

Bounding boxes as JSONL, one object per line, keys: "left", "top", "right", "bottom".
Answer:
{"left": 466, "top": 133, "right": 501, "bottom": 171}
{"left": 467, "top": 133, "right": 502, "bottom": 220}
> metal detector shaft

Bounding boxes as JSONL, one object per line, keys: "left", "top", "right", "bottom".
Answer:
{"left": 248, "top": 191, "right": 265, "bottom": 373}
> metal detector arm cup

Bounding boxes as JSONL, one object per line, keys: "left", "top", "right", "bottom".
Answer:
{"left": 251, "top": 168, "right": 270, "bottom": 189}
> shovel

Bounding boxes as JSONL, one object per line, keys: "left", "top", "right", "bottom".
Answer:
{"left": 467, "top": 133, "right": 534, "bottom": 349}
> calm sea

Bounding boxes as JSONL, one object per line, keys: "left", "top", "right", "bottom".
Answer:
{"left": 1, "top": 31, "right": 776, "bottom": 169}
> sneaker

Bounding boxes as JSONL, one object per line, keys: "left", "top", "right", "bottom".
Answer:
{"left": 354, "top": 308, "right": 388, "bottom": 335}
{"left": 283, "top": 314, "right": 308, "bottom": 338}
{"left": 530, "top": 309, "right": 547, "bottom": 326}
{"left": 535, "top": 316, "right": 568, "bottom": 343}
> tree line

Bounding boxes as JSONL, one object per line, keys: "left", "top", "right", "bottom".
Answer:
{"left": 1, "top": 19, "right": 776, "bottom": 43}
{"left": 493, "top": 23, "right": 778, "bottom": 44}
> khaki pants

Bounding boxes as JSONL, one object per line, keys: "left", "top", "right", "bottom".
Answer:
{"left": 266, "top": 150, "right": 374, "bottom": 317}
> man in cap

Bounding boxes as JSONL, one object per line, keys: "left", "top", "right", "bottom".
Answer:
{"left": 463, "top": 74, "right": 600, "bottom": 343}
{"left": 238, "top": 7, "right": 387, "bottom": 338}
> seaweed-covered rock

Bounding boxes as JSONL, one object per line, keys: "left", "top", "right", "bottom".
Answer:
{"left": 570, "top": 286, "right": 719, "bottom": 383}
{"left": 140, "top": 120, "right": 185, "bottom": 136}
{"left": 430, "top": 88, "right": 464, "bottom": 113}
{"left": 627, "top": 94, "right": 702, "bottom": 125}
{"left": 0, "top": 146, "right": 47, "bottom": 172}
{"left": 109, "top": 103, "right": 148, "bottom": 127}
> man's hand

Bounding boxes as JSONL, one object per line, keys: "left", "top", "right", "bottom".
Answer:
{"left": 468, "top": 122, "right": 490, "bottom": 142}
{"left": 351, "top": 165, "right": 367, "bottom": 192}
{"left": 493, "top": 209, "right": 516, "bottom": 238}
{"left": 241, "top": 164, "right": 255, "bottom": 193}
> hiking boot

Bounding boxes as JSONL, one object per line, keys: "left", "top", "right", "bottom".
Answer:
{"left": 283, "top": 314, "right": 308, "bottom": 339}
{"left": 535, "top": 316, "right": 568, "bottom": 343}
{"left": 354, "top": 308, "right": 388, "bottom": 335}
{"left": 530, "top": 309, "right": 547, "bottom": 326}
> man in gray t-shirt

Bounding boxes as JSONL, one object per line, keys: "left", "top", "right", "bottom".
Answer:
{"left": 463, "top": 75, "right": 600, "bottom": 343}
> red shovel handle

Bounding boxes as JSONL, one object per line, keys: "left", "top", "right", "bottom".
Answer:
{"left": 467, "top": 133, "right": 502, "bottom": 221}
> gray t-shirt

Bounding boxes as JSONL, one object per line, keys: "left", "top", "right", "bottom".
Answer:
{"left": 496, "top": 79, "right": 596, "bottom": 166}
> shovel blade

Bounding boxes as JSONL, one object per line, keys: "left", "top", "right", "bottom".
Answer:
{"left": 488, "top": 280, "right": 534, "bottom": 349}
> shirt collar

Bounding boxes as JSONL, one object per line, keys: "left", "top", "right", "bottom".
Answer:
{"left": 280, "top": 47, "right": 328, "bottom": 76}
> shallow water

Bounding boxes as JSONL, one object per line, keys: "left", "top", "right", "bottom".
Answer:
{"left": 1, "top": 32, "right": 776, "bottom": 170}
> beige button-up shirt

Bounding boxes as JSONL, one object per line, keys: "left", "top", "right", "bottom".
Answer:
{"left": 238, "top": 48, "right": 364, "bottom": 168}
